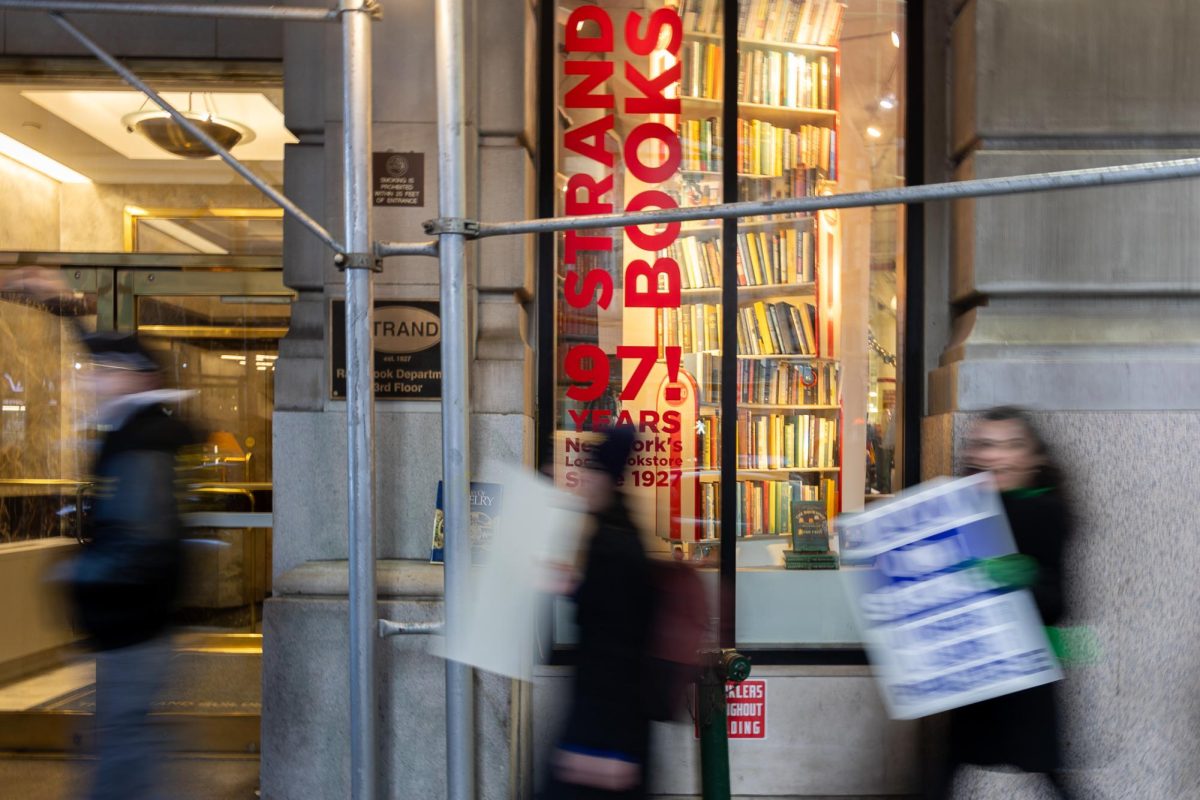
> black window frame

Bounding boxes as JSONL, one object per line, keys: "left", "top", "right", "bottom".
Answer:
{"left": 535, "top": 0, "right": 925, "bottom": 663}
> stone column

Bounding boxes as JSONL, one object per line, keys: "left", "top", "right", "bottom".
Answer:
{"left": 262, "top": 1, "right": 537, "bottom": 797}
{"left": 927, "top": 1, "right": 1200, "bottom": 796}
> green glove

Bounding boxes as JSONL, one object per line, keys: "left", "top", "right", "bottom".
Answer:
{"left": 1045, "top": 625, "right": 1101, "bottom": 667}
{"left": 980, "top": 553, "right": 1038, "bottom": 588}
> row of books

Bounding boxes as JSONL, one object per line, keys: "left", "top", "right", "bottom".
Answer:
{"left": 688, "top": 478, "right": 838, "bottom": 541}
{"left": 680, "top": 40, "right": 723, "bottom": 101}
{"left": 739, "top": 300, "right": 818, "bottom": 355}
{"left": 736, "top": 478, "right": 831, "bottom": 538}
{"left": 737, "top": 412, "right": 838, "bottom": 470}
{"left": 683, "top": 0, "right": 845, "bottom": 48}
{"left": 679, "top": 117, "right": 834, "bottom": 178}
{"left": 696, "top": 413, "right": 720, "bottom": 470}
{"left": 737, "top": 119, "right": 834, "bottom": 178}
{"left": 679, "top": 117, "right": 722, "bottom": 173}
{"left": 660, "top": 303, "right": 721, "bottom": 355}
{"left": 660, "top": 300, "right": 819, "bottom": 356}
{"left": 738, "top": 49, "right": 833, "bottom": 110}
{"left": 682, "top": 354, "right": 839, "bottom": 407}
{"left": 737, "top": 227, "right": 816, "bottom": 286}
{"left": 662, "top": 300, "right": 817, "bottom": 356}
{"left": 697, "top": 412, "right": 837, "bottom": 474}
{"left": 738, "top": 358, "right": 839, "bottom": 406}
{"left": 668, "top": 236, "right": 723, "bottom": 289}
{"left": 739, "top": 0, "right": 845, "bottom": 46}
{"left": 739, "top": 171, "right": 825, "bottom": 207}
{"left": 664, "top": 228, "right": 814, "bottom": 289}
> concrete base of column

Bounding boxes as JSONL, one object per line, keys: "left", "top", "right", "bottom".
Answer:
{"left": 260, "top": 560, "right": 520, "bottom": 800}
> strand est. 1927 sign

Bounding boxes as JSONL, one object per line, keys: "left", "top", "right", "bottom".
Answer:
{"left": 331, "top": 299, "right": 442, "bottom": 400}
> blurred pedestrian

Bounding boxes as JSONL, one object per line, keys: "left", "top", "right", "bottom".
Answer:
{"left": 547, "top": 425, "right": 655, "bottom": 799}
{"left": 929, "top": 406, "right": 1075, "bottom": 799}
{"left": 2, "top": 269, "right": 196, "bottom": 799}
{"left": 72, "top": 332, "right": 196, "bottom": 800}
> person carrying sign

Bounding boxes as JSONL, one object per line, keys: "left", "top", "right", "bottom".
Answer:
{"left": 928, "top": 406, "right": 1078, "bottom": 799}
{"left": 547, "top": 425, "right": 656, "bottom": 799}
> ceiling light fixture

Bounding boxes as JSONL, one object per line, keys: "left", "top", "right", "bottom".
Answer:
{"left": 866, "top": 126, "right": 883, "bottom": 139}
{"left": 122, "top": 93, "right": 254, "bottom": 159}
{"left": 0, "top": 132, "right": 91, "bottom": 183}
{"left": 879, "top": 93, "right": 897, "bottom": 110}
{"left": 891, "top": 31, "right": 901, "bottom": 48}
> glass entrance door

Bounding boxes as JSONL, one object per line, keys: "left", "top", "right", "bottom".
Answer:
{"left": 119, "top": 268, "right": 292, "bottom": 631}
{"left": 0, "top": 261, "right": 289, "bottom": 755}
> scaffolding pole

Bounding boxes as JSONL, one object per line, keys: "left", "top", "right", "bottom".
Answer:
{"left": 434, "top": 0, "right": 476, "bottom": 797}
{"left": 0, "top": 0, "right": 337, "bottom": 21}
{"left": 340, "top": 3, "right": 378, "bottom": 800}
{"left": 446, "top": 154, "right": 1200, "bottom": 239}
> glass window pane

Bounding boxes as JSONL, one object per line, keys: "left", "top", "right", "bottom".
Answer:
{"left": 549, "top": 0, "right": 906, "bottom": 651}
{"left": 552, "top": 0, "right": 725, "bottom": 650}
{"left": 0, "top": 271, "right": 95, "bottom": 543}
{"left": 733, "top": 0, "right": 906, "bottom": 649}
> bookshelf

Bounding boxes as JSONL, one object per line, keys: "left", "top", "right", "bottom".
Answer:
{"left": 670, "top": 0, "right": 845, "bottom": 552}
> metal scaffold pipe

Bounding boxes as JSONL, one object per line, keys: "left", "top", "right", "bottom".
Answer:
{"left": 0, "top": 0, "right": 338, "bottom": 21}
{"left": 375, "top": 240, "right": 439, "bottom": 258}
{"left": 340, "top": 2, "right": 378, "bottom": 799}
{"left": 471, "top": 154, "right": 1200, "bottom": 238}
{"left": 435, "top": 0, "right": 475, "bottom": 797}
{"left": 46, "top": 11, "right": 344, "bottom": 255}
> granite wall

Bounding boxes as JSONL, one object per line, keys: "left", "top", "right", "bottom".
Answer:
{"left": 925, "top": 0, "right": 1200, "bottom": 797}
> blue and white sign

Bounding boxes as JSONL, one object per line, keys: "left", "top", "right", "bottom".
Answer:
{"left": 838, "top": 474, "right": 1062, "bottom": 719}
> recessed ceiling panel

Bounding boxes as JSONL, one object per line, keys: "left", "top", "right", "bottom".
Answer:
{"left": 20, "top": 90, "right": 296, "bottom": 161}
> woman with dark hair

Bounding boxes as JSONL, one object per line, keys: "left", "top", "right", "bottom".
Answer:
{"left": 930, "top": 406, "right": 1076, "bottom": 799}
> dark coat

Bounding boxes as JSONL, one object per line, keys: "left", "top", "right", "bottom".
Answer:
{"left": 555, "top": 495, "right": 655, "bottom": 798}
{"left": 71, "top": 402, "right": 194, "bottom": 651}
{"left": 948, "top": 488, "right": 1070, "bottom": 773}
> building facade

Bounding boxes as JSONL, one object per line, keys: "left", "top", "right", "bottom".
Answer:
{"left": 0, "top": 1, "right": 1197, "bottom": 798}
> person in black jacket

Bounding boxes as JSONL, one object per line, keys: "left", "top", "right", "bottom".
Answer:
{"left": 929, "top": 406, "right": 1075, "bottom": 799}
{"left": 72, "top": 332, "right": 196, "bottom": 800}
{"left": 2, "top": 270, "right": 196, "bottom": 800}
{"left": 549, "top": 425, "right": 655, "bottom": 799}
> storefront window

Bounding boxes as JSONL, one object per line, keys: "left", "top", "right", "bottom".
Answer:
{"left": 550, "top": 0, "right": 906, "bottom": 650}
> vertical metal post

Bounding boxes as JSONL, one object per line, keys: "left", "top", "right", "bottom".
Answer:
{"left": 342, "top": 2, "right": 377, "bottom": 799}
{"left": 435, "top": 0, "right": 475, "bottom": 797}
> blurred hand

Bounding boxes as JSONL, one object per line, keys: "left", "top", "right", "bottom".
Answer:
{"left": 0, "top": 267, "right": 73, "bottom": 304}
{"left": 536, "top": 559, "right": 579, "bottom": 595}
{"left": 1045, "top": 625, "right": 1101, "bottom": 667}
{"left": 980, "top": 553, "right": 1038, "bottom": 588}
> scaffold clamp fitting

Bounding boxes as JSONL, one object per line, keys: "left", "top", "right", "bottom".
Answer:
{"left": 423, "top": 217, "right": 481, "bottom": 238}
{"left": 337, "top": 0, "right": 383, "bottom": 20}
{"left": 334, "top": 252, "right": 383, "bottom": 272}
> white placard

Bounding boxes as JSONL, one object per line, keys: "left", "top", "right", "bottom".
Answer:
{"left": 838, "top": 474, "right": 1063, "bottom": 719}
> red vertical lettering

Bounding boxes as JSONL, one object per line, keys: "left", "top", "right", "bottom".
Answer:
{"left": 564, "top": 60, "right": 615, "bottom": 109}
{"left": 624, "top": 190, "right": 681, "bottom": 251}
{"left": 624, "top": 61, "right": 682, "bottom": 114}
{"left": 625, "top": 257, "right": 681, "bottom": 308}
{"left": 625, "top": 9, "right": 683, "bottom": 56}
{"left": 565, "top": 6, "right": 613, "bottom": 53}
{"left": 564, "top": 115, "right": 615, "bottom": 167}
{"left": 624, "top": 122, "right": 682, "bottom": 184}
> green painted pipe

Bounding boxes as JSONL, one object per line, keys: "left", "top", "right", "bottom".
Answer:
{"left": 698, "top": 650, "right": 751, "bottom": 800}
